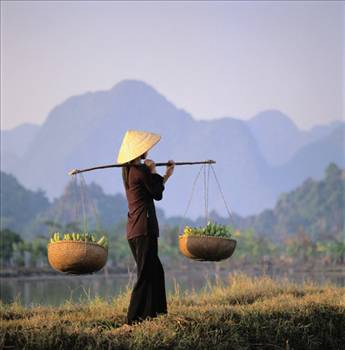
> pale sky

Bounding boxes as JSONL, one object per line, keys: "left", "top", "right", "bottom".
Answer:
{"left": 1, "top": 0, "right": 344, "bottom": 131}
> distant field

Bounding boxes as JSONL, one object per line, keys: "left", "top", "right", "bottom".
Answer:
{"left": 1, "top": 273, "right": 344, "bottom": 350}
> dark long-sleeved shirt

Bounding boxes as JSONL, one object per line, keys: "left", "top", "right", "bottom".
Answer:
{"left": 124, "top": 164, "right": 165, "bottom": 240}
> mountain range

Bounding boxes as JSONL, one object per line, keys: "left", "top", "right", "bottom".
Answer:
{"left": 1, "top": 80, "right": 344, "bottom": 217}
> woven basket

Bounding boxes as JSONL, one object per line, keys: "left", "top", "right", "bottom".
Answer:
{"left": 48, "top": 241, "right": 108, "bottom": 274}
{"left": 179, "top": 235, "right": 236, "bottom": 261}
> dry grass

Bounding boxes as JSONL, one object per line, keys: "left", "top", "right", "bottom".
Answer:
{"left": 1, "top": 273, "right": 344, "bottom": 349}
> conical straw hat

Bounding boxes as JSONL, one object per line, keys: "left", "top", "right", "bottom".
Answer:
{"left": 117, "top": 130, "right": 161, "bottom": 164}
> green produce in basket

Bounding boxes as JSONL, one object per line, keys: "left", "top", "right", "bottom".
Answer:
{"left": 49, "top": 232, "right": 108, "bottom": 249}
{"left": 183, "top": 220, "right": 234, "bottom": 239}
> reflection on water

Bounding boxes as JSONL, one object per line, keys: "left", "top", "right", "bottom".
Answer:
{"left": 1, "top": 274, "right": 131, "bottom": 307}
{"left": 1, "top": 269, "right": 344, "bottom": 307}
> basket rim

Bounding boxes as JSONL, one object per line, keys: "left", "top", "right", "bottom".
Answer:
{"left": 179, "top": 234, "right": 236, "bottom": 242}
{"left": 48, "top": 240, "right": 108, "bottom": 251}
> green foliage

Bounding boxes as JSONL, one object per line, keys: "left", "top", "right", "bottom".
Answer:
{"left": 251, "top": 163, "right": 344, "bottom": 241}
{"left": 158, "top": 225, "right": 180, "bottom": 258}
{"left": 0, "top": 172, "right": 49, "bottom": 235}
{"left": 0, "top": 229, "right": 23, "bottom": 265}
{"left": 316, "top": 234, "right": 345, "bottom": 264}
{"left": 1, "top": 164, "right": 344, "bottom": 270}
{"left": 29, "top": 237, "right": 48, "bottom": 266}
{"left": 0, "top": 173, "right": 128, "bottom": 239}
{"left": 10, "top": 236, "right": 48, "bottom": 268}
{"left": 49, "top": 232, "right": 108, "bottom": 249}
{"left": 35, "top": 181, "right": 128, "bottom": 237}
{"left": 183, "top": 220, "right": 234, "bottom": 239}
{"left": 109, "top": 236, "right": 131, "bottom": 267}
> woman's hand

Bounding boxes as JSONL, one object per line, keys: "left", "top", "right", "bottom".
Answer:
{"left": 144, "top": 159, "right": 156, "bottom": 174}
{"left": 165, "top": 160, "right": 175, "bottom": 177}
{"left": 163, "top": 160, "right": 175, "bottom": 184}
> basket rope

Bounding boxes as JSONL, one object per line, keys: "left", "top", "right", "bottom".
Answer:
{"left": 78, "top": 174, "right": 88, "bottom": 234}
{"left": 76, "top": 173, "right": 105, "bottom": 251}
{"left": 73, "top": 175, "right": 81, "bottom": 230}
{"left": 179, "top": 163, "right": 235, "bottom": 234}
{"left": 48, "top": 176, "right": 76, "bottom": 234}
{"left": 47, "top": 172, "right": 102, "bottom": 241}
{"left": 79, "top": 173, "right": 103, "bottom": 234}
{"left": 178, "top": 164, "right": 204, "bottom": 234}
{"left": 203, "top": 164, "right": 211, "bottom": 224}
{"left": 210, "top": 164, "right": 234, "bottom": 222}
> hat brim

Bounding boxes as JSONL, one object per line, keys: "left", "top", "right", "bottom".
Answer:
{"left": 117, "top": 131, "right": 161, "bottom": 164}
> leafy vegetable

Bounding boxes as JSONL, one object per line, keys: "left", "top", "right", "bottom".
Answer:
{"left": 49, "top": 232, "right": 108, "bottom": 249}
{"left": 183, "top": 220, "right": 234, "bottom": 239}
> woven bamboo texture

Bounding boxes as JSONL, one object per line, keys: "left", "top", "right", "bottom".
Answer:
{"left": 179, "top": 235, "right": 236, "bottom": 261}
{"left": 48, "top": 241, "right": 108, "bottom": 274}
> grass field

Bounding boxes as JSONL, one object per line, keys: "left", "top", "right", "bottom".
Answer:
{"left": 1, "top": 273, "right": 344, "bottom": 350}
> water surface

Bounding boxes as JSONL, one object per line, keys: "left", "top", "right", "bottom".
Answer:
{"left": 1, "top": 268, "right": 344, "bottom": 307}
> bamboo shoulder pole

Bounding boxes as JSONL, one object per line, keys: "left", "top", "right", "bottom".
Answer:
{"left": 68, "top": 160, "right": 216, "bottom": 176}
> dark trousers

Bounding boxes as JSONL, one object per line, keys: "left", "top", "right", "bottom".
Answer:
{"left": 126, "top": 234, "right": 167, "bottom": 324}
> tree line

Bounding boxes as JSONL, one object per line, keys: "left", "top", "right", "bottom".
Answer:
{"left": 1, "top": 163, "right": 344, "bottom": 272}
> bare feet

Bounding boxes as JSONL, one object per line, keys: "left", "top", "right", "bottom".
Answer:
{"left": 111, "top": 323, "right": 133, "bottom": 335}
{"left": 121, "top": 324, "right": 132, "bottom": 330}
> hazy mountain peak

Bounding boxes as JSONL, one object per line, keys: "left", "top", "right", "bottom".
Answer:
{"left": 111, "top": 79, "right": 156, "bottom": 93}
{"left": 110, "top": 79, "right": 164, "bottom": 100}
{"left": 109, "top": 79, "right": 175, "bottom": 110}
{"left": 246, "top": 110, "right": 303, "bottom": 166}
{"left": 249, "top": 109, "right": 298, "bottom": 131}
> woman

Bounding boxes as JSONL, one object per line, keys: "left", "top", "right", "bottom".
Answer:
{"left": 117, "top": 130, "right": 175, "bottom": 325}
